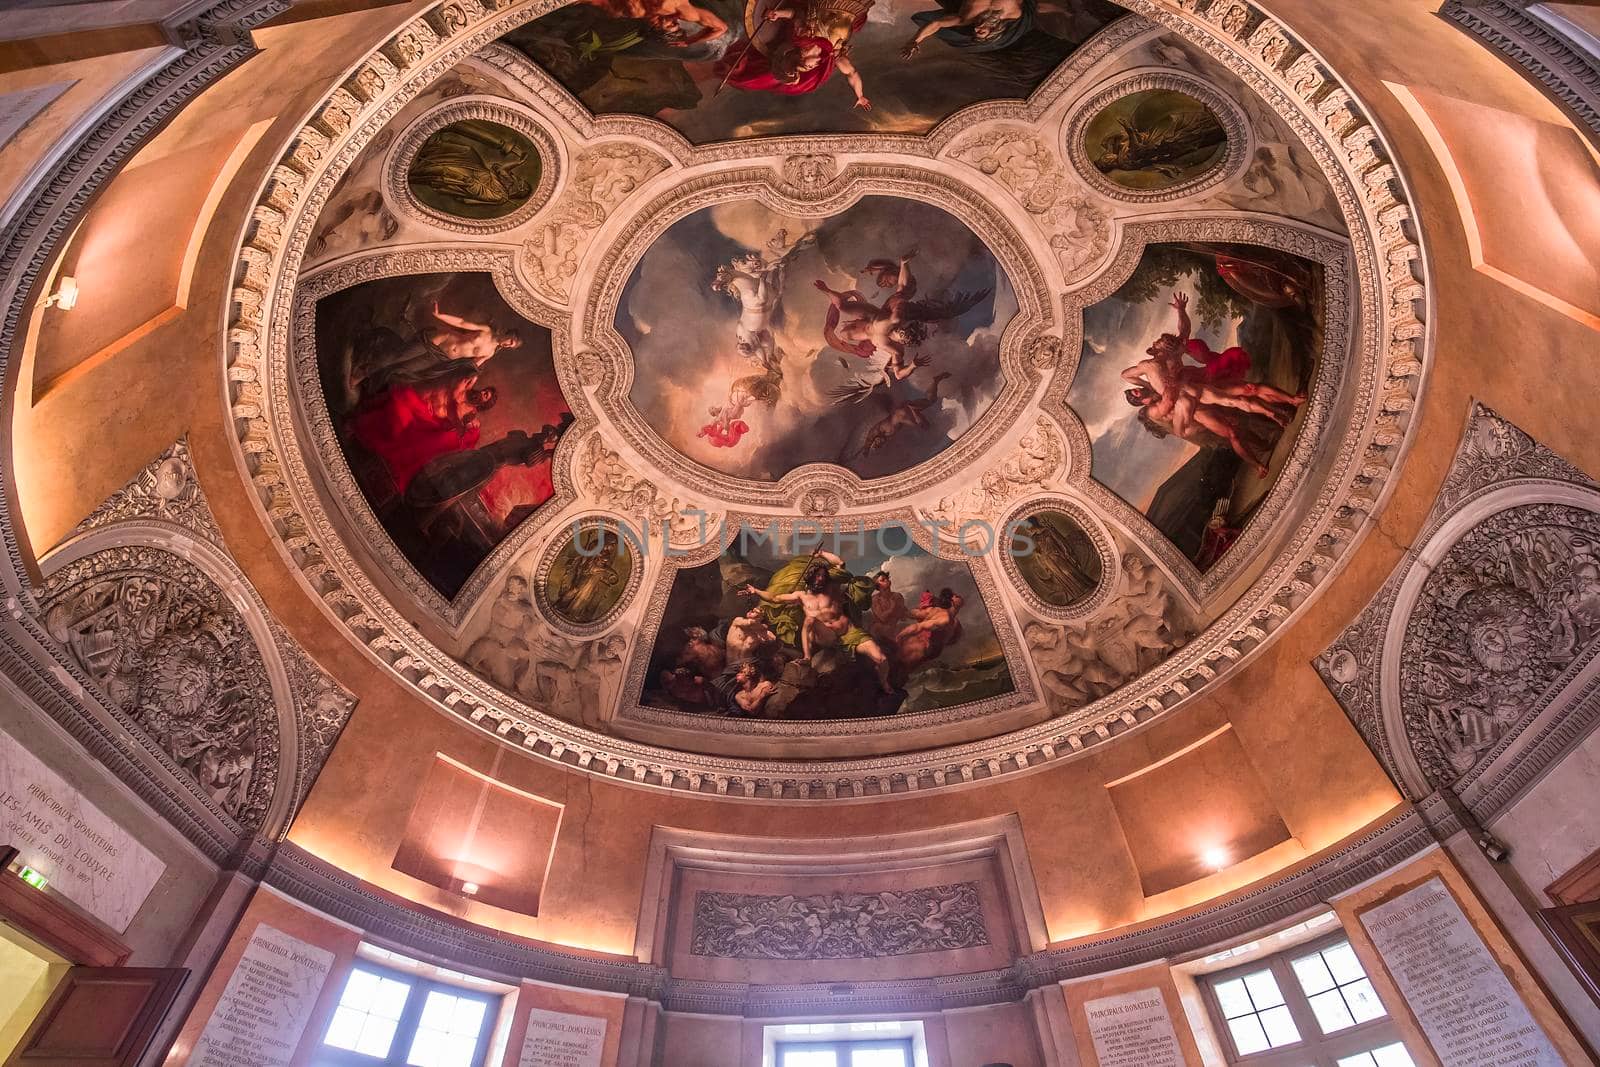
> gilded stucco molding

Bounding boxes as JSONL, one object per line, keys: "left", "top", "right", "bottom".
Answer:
{"left": 218, "top": 0, "right": 1433, "bottom": 799}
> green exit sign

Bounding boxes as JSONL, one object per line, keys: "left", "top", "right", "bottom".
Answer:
{"left": 18, "top": 866, "right": 47, "bottom": 890}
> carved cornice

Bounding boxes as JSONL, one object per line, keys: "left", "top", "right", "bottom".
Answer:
{"left": 212, "top": 0, "right": 1434, "bottom": 801}
{"left": 252, "top": 802, "right": 1437, "bottom": 1014}
{"left": 1441, "top": 0, "right": 1600, "bottom": 143}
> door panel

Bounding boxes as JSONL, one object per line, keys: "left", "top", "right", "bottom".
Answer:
{"left": 4, "top": 967, "right": 186, "bottom": 1066}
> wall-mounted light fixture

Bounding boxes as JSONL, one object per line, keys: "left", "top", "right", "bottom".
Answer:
{"left": 460, "top": 881, "right": 479, "bottom": 897}
{"left": 1201, "top": 846, "right": 1230, "bottom": 871}
{"left": 44, "top": 275, "right": 78, "bottom": 311}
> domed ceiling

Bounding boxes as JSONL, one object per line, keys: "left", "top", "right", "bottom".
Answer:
{"left": 233, "top": 0, "right": 1424, "bottom": 793}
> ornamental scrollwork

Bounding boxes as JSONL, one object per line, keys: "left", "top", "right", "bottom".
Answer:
{"left": 1400, "top": 503, "right": 1600, "bottom": 785}
{"left": 38, "top": 547, "right": 278, "bottom": 827}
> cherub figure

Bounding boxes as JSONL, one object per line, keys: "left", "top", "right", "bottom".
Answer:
{"left": 725, "top": 0, "right": 875, "bottom": 111}
{"left": 833, "top": 372, "right": 951, "bottom": 459}
{"left": 711, "top": 229, "right": 815, "bottom": 365}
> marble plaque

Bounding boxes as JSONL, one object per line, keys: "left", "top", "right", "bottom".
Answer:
{"left": 1083, "top": 987, "right": 1184, "bottom": 1067}
{"left": 0, "top": 723, "right": 165, "bottom": 931}
{"left": 189, "top": 923, "right": 335, "bottom": 1067}
{"left": 1361, "top": 878, "right": 1562, "bottom": 1066}
{"left": 517, "top": 1006, "right": 607, "bottom": 1067}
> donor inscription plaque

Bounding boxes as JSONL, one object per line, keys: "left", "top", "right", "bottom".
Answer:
{"left": 0, "top": 723, "right": 165, "bottom": 931}
{"left": 1361, "top": 878, "right": 1561, "bottom": 1067}
{"left": 189, "top": 923, "right": 335, "bottom": 1067}
{"left": 517, "top": 1006, "right": 607, "bottom": 1067}
{"left": 1083, "top": 986, "right": 1184, "bottom": 1067}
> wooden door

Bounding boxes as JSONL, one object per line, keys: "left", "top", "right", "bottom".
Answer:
{"left": 3, "top": 967, "right": 186, "bottom": 1067}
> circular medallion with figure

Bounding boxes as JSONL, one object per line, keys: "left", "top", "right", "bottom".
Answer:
{"left": 1082, "top": 88, "right": 1228, "bottom": 192}
{"left": 406, "top": 119, "right": 542, "bottom": 221}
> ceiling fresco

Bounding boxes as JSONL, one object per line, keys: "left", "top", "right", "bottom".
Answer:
{"left": 498, "top": 0, "right": 1128, "bottom": 143}
{"left": 240, "top": 0, "right": 1425, "bottom": 786}
{"left": 619, "top": 195, "right": 1016, "bottom": 481}
{"left": 313, "top": 271, "right": 573, "bottom": 598}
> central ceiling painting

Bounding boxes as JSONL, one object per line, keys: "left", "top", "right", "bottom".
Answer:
{"left": 619, "top": 195, "right": 1017, "bottom": 481}
{"left": 263, "top": 5, "right": 1403, "bottom": 773}
{"left": 499, "top": 0, "right": 1126, "bottom": 143}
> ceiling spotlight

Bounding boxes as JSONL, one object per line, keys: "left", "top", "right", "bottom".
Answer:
{"left": 1201, "top": 846, "right": 1229, "bottom": 871}
{"left": 44, "top": 275, "right": 78, "bottom": 311}
{"left": 460, "top": 881, "right": 479, "bottom": 897}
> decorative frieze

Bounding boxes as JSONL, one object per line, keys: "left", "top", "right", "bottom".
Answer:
{"left": 690, "top": 883, "right": 989, "bottom": 961}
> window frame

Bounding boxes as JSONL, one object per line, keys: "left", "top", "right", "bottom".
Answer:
{"left": 774, "top": 1036, "right": 916, "bottom": 1067}
{"left": 1199, "top": 932, "right": 1412, "bottom": 1067}
{"left": 313, "top": 959, "right": 498, "bottom": 1067}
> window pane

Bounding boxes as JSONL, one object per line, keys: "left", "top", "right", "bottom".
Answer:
{"left": 1214, "top": 977, "right": 1253, "bottom": 1019}
{"left": 1371, "top": 1041, "right": 1418, "bottom": 1067}
{"left": 408, "top": 1028, "right": 444, "bottom": 1067}
{"left": 372, "top": 976, "right": 411, "bottom": 1020}
{"left": 851, "top": 1050, "right": 910, "bottom": 1067}
{"left": 1323, "top": 941, "right": 1367, "bottom": 984}
{"left": 324, "top": 1006, "right": 366, "bottom": 1051}
{"left": 1336, "top": 1055, "right": 1378, "bottom": 1067}
{"left": 419, "top": 991, "right": 455, "bottom": 1031}
{"left": 1344, "top": 978, "right": 1387, "bottom": 1024}
{"left": 450, "top": 997, "right": 486, "bottom": 1034}
{"left": 1259, "top": 1004, "right": 1301, "bottom": 1048}
{"left": 342, "top": 970, "right": 379, "bottom": 1012}
{"left": 1244, "top": 969, "right": 1286, "bottom": 1010}
{"left": 356, "top": 1015, "right": 398, "bottom": 1058}
{"left": 1292, "top": 952, "right": 1337, "bottom": 996}
{"left": 780, "top": 1052, "right": 839, "bottom": 1067}
{"left": 1309, "top": 988, "right": 1356, "bottom": 1033}
{"left": 1229, "top": 1014, "right": 1270, "bottom": 1056}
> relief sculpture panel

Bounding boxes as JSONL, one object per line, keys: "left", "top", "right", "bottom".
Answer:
{"left": 40, "top": 547, "right": 279, "bottom": 827}
{"left": 690, "top": 881, "right": 988, "bottom": 959}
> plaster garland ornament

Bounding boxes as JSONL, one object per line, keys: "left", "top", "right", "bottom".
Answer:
{"left": 521, "top": 142, "right": 668, "bottom": 302}
{"left": 690, "top": 882, "right": 990, "bottom": 960}
{"left": 462, "top": 567, "right": 630, "bottom": 730}
{"left": 1400, "top": 504, "right": 1600, "bottom": 783}
{"left": 923, "top": 417, "right": 1068, "bottom": 532}
{"left": 1023, "top": 551, "right": 1196, "bottom": 713}
{"left": 43, "top": 439, "right": 357, "bottom": 832}
{"left": 1315, "top": 405, "right": 1600, "bottom": 810}
{"left": 72, "top": 437, "right": 222, "bottom": 544}
{"left": 573, "top": 433, "right": 717, "bottom": 548}
{"left": 216, "top": 0, "right": 1432, "bottom": 799}
{"left": 948, "top": 126, "right": 1112, "bottom": 281}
